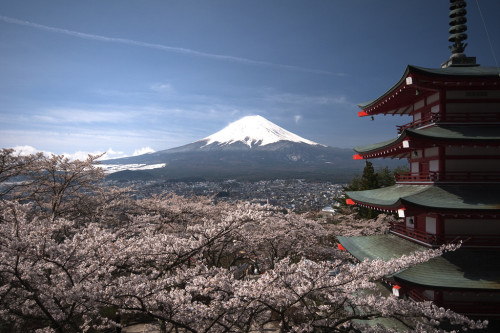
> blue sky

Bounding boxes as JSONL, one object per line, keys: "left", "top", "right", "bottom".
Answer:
{"left": 1, "top": 0, "right": 499, "bottom": 159}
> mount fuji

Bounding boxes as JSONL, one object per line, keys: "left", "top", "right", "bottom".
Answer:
{"left": 101, "top": 115, "right": 368, "bottom": 181}
{"left": 200, "top": 115, "right": 321, "bottom": 149}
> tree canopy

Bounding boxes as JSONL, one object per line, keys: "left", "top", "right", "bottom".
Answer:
{"left": 0, "top": 149, "right": 485, "bottom": 332}
{"left": 343, "top": 162, "right": 410, "bottom": 219}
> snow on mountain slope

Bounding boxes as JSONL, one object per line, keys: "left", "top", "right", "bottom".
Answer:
{"left": 200, "top": 115, "right": 322, "bottom": 148}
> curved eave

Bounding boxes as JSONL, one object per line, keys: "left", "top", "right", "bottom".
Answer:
{"left": 338, "top": 235, "right": 500, "bottom": 290}
{"left": 407, "top": 125, "right": 500, "bottom": 142}
{"left": 395, "top": 249, "right": 500, "bottom": 290}
{"left": 354, "top": 125, "right": 500, "bottom": 159}
{"left": 347, "top": 184, "right": 500, "bottom": 212}
{"left": 357, "top": 66, "right": 416, "bottom": 117}
{"left": 400, "top": 184, "right": 500, "bottom": 211}
{"left": 354, "top": 133, "right": 409, "bottom": 159}
{"left": 358, "top": 66, "right": 412, "bottom": 110}
{"left": 358, "top": 65, "right": 500, "bottom": 117}
{"left": 337, "top": 234, "right": 425, "bottom": 262}
{"left": 346, "top": 185, "right": 430, "bottom": 211}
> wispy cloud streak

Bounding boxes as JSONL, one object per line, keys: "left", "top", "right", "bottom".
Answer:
{"left": 0, "top": 15, "right": 341, "bottom": 76}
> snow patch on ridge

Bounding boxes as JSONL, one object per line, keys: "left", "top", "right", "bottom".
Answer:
{"left": 200, "top": 115, "right": 322, "bottom": 148}
{"left": 99, "top": 163, "right": 166, "bottom": 174}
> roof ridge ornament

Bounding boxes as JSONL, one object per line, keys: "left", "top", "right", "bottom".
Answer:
{"left": 441, "top": 0, "right": 478, "bottom": 68}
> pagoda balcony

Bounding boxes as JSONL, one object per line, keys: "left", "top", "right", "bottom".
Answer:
{"left": 397, "top": 112, "right": 500, "bottom": 134}
{"left": 389, "top": 222, "right": 438, "bottom": 246}
{"left": 390, "top": 222, "right": 500, "bottom": 248}
{"left": 395, "top": 171, "right": 500, "bottom": 183}
{"left": 397, "top": 113, "right": 439, "bottom": 134}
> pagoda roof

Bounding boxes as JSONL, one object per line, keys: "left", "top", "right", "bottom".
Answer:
{"left": 337, "top": 234, "right": 424, "bottom": 261}
{"left": 337, "top": 234, "right": 500, "bottom": 290}
{"left": 354, "top": 125, "right": 500, "bottom": 157}
{"left": 346, "top": 184, "right": 500, "bottom": 211}
{"left": 358, "top": 65, "right": 500, "bottom": 116}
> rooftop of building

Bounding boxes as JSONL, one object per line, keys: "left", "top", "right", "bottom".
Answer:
{"left": 354, "top": 124, "right": 500, "bottom": 155}
{"left": 346, "top": 184, "right": 500, "bottom": 211}
{"left": 358, "top": 65, "right": 500, "bottom": 115}
{"left": 338, "top": 234, "right": 500, "bottom": 290}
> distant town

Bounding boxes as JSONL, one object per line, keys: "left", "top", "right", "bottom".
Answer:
{"left": 106, "top": 178, "right": 345, "bottom": 213}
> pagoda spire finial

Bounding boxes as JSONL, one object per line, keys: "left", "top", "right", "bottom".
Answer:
{"left": 442, "top": 0, "right": 477, "bottom": 68}
{"left": 449, "top": 0, "right": 468, "bottom": 56}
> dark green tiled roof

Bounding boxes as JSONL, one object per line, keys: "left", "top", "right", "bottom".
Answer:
{"left": 346, "top": 185, "right": 430, "bottom": 209}
{"left": 354, "top": 136, "right": 403, "bottom": 154}
{"left": 354, "top": 125, "right": 500, "bottom": 153}
{"left": 352, "top": 282, "right": 413, "bottom": 331}
{"left": 358, "top": 65, "right": 500, "bottom": 109}
{"left": 346, "top": 184, "right": 500, "bottom": 211}
{"left": 397, "top": 249, "right": 500, "bottom": 289}
{"left": 337, "top": 234, "right": 425, "bottom": 261}
{"left": 401, "top": 185, "right": 500, "bottom": 210}
{"left": 338, "top": 234, "right": 500, "bottom": 290}
{"left": 410, "top": 65, "right": 500, "bottom": 77}
{"left": 408, "top": 125, "right": 500, "bottom": 141}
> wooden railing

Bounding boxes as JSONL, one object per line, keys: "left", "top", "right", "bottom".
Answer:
{"left": 397, "top": 113, "right": 439, "bottom": 133}
{"left": 397, "top": 112, "right": 500, "bottom": 133}
{"left": 390, "top": 222, "right": 500, "bottom": 247}
{"left": 407, "top": 289, "right": 431, "bottom": 302}
{"left": 389, "top": 223, "right": 438, "bottom": 246}
{"left": 395, "top": 171, "right": 500, "bottom": 183}
{"left": 395, "top": 172, "right": 437, "bottom": 182}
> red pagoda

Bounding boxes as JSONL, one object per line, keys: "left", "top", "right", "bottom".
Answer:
{"left": 338, "top": 0, "right": 500, "bottom": 318}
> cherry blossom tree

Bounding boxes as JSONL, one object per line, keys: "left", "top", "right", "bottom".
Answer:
{"left": 0, "top": 151, "right": 487, "bottom": 332}
{"left": 0, "top": 201, "right": 116, "bottom": 332}
{"left": 0, "top": 148, "right": 43, "bottom": 197}
{"left": 325, "top": 211, "right": 394, "bottom": 237}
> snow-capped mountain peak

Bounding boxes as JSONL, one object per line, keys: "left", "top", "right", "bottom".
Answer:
{"left": 201, "top": 115, "right": 320, "bottom": 148}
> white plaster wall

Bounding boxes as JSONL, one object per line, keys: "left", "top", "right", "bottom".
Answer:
{"left": 426, "top": 216, "right": 437, "bottom": 234}
{"left": 427, "top": 92, "right": 440, "bottom": 104}
{"left": 414, "top": 99, "right": 425, "bottom": 111}
{"left": 429, "top": 160, "right": 440, "bottom": 172}
{"left": 406, "top": 216, "right": 415, "bottom": 229}
{"left": 425, "top": 147, "right": 439, "bottom": 157}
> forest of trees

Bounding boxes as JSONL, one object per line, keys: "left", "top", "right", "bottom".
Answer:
{"left": 0, "top": 149, "right": 486, "bottom": 332}
{"left": 343, "top": 162, "right": 409, "bottom": 219}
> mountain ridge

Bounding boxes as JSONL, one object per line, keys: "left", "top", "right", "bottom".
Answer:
{"left": 198, "top": 115, "right": 322, "bottom": 148}
{"left": 101, "top": 115, "right": 400, "bottom": 181}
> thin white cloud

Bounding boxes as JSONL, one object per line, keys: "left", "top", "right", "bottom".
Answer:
{"left": 264, "top": 92, "right": 351, "bottom": 107}
{"left": 0, "top": 15, "right": 341, "bottom": 76}
{"left": 10, "top": 145, "right": 128, "bottom": 161}
{"left": 11, "top": 145, "right": 53, "bottom": 156}
{"left": 34, "top": 108, "right": 136, "bottom": 124}
{"left": 150, "top": 83, "right": 173, "bottom": 93}
{"left": 28, "top": 104, "right": 180, "bottom": 124}
{"left": 133, "top": 147, "right": 155, "bottom": 156}
{"left": 294, "top": 115, "right": 302, "bottom": 124}
{"left": 62, "top": 150, "right": 105, "bottom": 161}
{"left": 1, "top": 125, "right": 195, "bottom": 158}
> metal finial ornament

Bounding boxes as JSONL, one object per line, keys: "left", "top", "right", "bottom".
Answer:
{"left": 448, "top": 0, "right": 468, "bottom": 57}
{"left": 442, "top": 0, "right": 476, "bottom": 67}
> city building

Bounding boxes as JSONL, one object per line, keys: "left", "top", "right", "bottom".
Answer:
{"left": 338, "top": 0, "right": 500, "bottom": 318}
